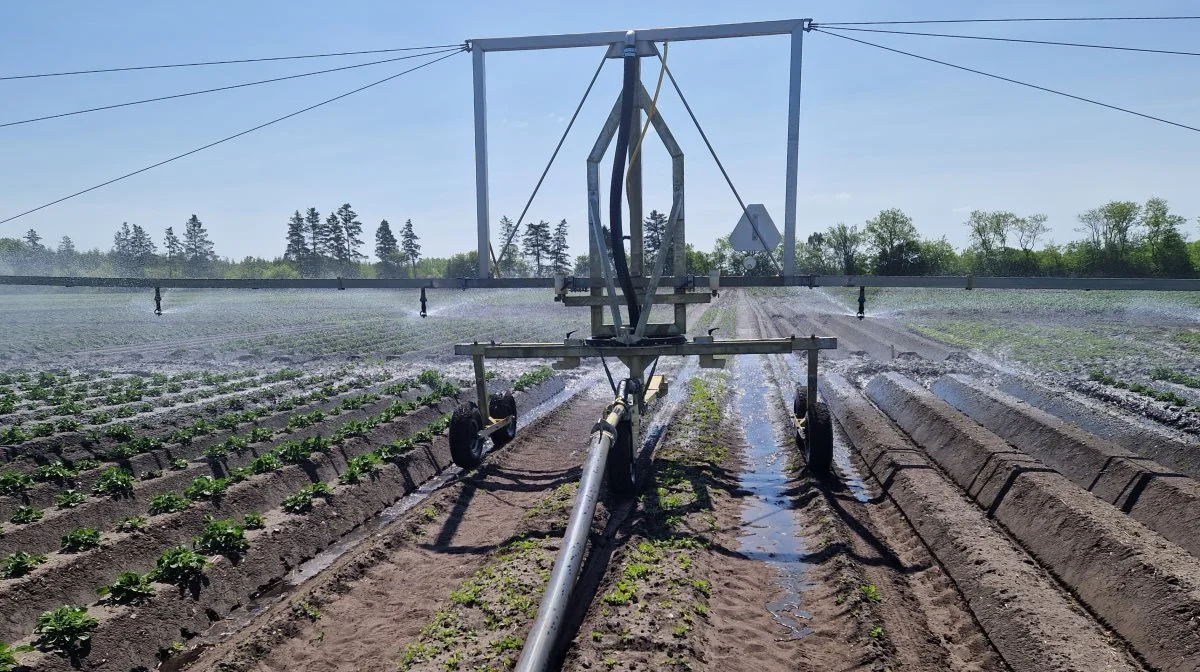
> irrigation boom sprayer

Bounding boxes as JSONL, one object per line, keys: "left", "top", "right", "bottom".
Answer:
{"left": 6, "top": 18, "right": 1200, "bottom": 672}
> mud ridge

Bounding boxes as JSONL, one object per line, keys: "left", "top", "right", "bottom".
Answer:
{"left": 867, "top": 372, "right": 1200, "bottom": 672}
{"left": 824, "top": 373, "right": 1143, "bottom": 671}
{"left": 934, "top": 373, "right": 1200, "bottom": 558}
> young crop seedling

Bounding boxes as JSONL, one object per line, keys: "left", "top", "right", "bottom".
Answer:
{"left": 249, "top": 453, "right": 283, "bottom": 474}
{"left": 140, "top": 469, "right": 162, "bottom": 480}
{"left": 10, "top": 506, "right": 43, "bottom": 525}
{"left": 860, "top": 584, "right": 882, "bottom": 603}
{"left": 242, "top": 512, "right": 266, "bottom": 529}
{"left": 60, "top": 527, "right": 102, "bottom": 553}
{"left": 248, "top": 426, "right": 273, "bottom": 443}
{"left": 169, "top": 457, "right": 189, "bottom": 470}
{"left": 2, "top": 550, "right": 48, "bottom": 578}
{"left": 73, "top": 458, "right": 100, "bottom": 472}
{"left": 193, "top": 517, "right": 249, "bottom": 556}
{"left": 114, "top": 515, "right": 147, "bottom": 533}
{"left": 32, "top": 461, "right": 77, "bottom": 483}
{"left": 149, "top": 493, "right": 191, "bottom": 515}
{"left": 92, "top": 467, "right": 135, "bottom": 497}
{"left": 0, "top": 471, "right": 33, "bottom": 495}
{"left": 55, "top": 489, "right": 88, "bottom": 508}
{"left": 97, "top": 571, "right": 157, "bottom": 604}
{"left": 0, "top": 642, "right": 34, "bottom": 672}
{"left": 148, "top": 546, "right": 207, "bottom": 585}
{"left": 184, "top": 476, "right": 229, "bottom": 501}
{"left": 33, "top": 605, "right": 98, "bottom": 657}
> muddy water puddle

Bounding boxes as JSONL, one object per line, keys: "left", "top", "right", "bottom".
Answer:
{"left": 732, "top": 354, "right": 815, "bottom": 640}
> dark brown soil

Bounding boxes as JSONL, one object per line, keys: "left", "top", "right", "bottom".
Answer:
{"left": 996, "top": 372, "right": 1200, "bottom": 481}
{"left": 825, "top": 373, "right": 1143, "bottom": 672}
{"left": 868, "top": 372, "right": 1200, "bottom": 672}
{"left": 934, "top": 373, "right": 1200, "bottom": 558}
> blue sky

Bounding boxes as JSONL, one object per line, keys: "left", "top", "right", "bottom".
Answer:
{"left": 1, "top": 0, "right": 1198, "bottom": 261}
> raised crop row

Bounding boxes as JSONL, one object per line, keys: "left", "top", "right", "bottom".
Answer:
{"left": 0, "top": 371, "right": 441, "bottom": 526}
{"left": 0, "top": 369, "right": 565, "bottom": 671}
{"left": 0, "top": 368, "right": 377, "bottom": 463}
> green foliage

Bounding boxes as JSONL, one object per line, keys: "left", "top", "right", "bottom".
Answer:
{"left": 54, "top": 489, "right": 87, "bottom": 508}
{"left": 203, "top": 444, "right": 229, "bottom": 460}
{"left": 1, "top": 425, "right": 30, "bottom": 444}
{"left": 0, "top": 471, "right": 33, "bottom": 495}
{"left": 184, "top": 476, "right": 229, "bottom": 501}
{"left": 148, "top": 492, "right": 191, "bottom": 515}
{"left": 103, "top": 424, "right": 135, "bottom": 441}
{"left": 33, "top": 605, "right": 98, "bottom": 655}
{"left": 193, "top": 517, "right": 249, "bottom": 556}
{"left": 248, "top": 426, "right": 274, "bottom": 443}
{"left": 282, "top": 483, "right": 332, "bottom": 513}
{"left": 1150, "top": 367, "right": 1200, "bottom": 390}
{"left": 169, "top": 457, "right": 189, "bottom": 470}
{"left": 282, "top": 491, "right": 313, "bottom": 513}
{"left": 114, "top": 515, "right": 147, "bottom": 532}
{"left": 2, "top": 550, "right": 48, "bottom": 578}
{"left": 92, "top": 467, "right": 134, "bottom": 497}
{"left": 0, "top": 642, "right": 34, "bottom": 671}
{"left": 602, "top": 579, "right": 637, "bottom": 605}
{"left": 249, "top": 453, "right": 283, "bottom": 474}
{"left": 97, "top": 571, "right": 155, "bottom": 604}
{"left": 860, "top": 584, "right": 882, "bottom": 603}
{"left": 513, "top": 366, "right": 554, "bottom": 392}
{"left": 10, "top": 506, "right": 42, "bottom": 525}
{"left": 242, "top": 512, "right": 266, "bottom": 529}
{"left": 60, "top": 527, "right": 102, "bottom": 553}
{"left": 32, "top": 461, "right": 76, "bottom": 482}
{"left": 148, "top": 546, "right": 207, "bottom": 584}
{"left": 341, "top": 452, "right": 383, "bottom": 483}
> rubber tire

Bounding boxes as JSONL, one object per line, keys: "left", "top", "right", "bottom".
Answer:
{"left": 606, "top": 417, "right": 637, "bottom": 497}
{"left": 449, "top": 402, "right": 485, "bottom": 470}
{"left": 793, "top": 385, "right": 808, "bottom": 418}
{"left": 805, "top": 402, "right": 834, "bottom": 476}
{"left": 488, "top": 391, "right": 518, "bottom": 449}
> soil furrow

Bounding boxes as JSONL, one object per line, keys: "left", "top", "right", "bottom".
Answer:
{"left": 996, "top": 373, "right": 1200, "bottom": 481}
{"left": 934, "top": 373, "right": 1200, "bottom": 558}
{"left": 823, "top": 373, "right": 1142, "bottom": 671}
{"left": 867, "top": 372, "right": 1200, "bottom": 672}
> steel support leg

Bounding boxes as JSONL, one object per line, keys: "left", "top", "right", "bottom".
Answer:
{"left": 807, "top": 347, "right": 818, "bottom": 418}
{"left": 472, "top": 354, "right": 488, "bottom": 415}
{"left": 782, "top": 23, "right": 805, "bottom": 276}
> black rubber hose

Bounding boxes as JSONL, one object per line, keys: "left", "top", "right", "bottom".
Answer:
{"left": 609, "top": 47, "right": 641, "bottom": 330}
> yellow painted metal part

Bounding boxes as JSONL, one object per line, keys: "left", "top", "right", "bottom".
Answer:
{"left": 643, "top": 374, "right": 668, "bottom": 404}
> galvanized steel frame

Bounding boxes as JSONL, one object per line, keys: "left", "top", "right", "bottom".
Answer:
{"left": 467, "top": 19, "right": 812, "bottom": 279}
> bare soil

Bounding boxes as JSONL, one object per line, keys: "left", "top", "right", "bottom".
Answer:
{"left": 868, "top": 372, "right": 1200, "bottom": 672}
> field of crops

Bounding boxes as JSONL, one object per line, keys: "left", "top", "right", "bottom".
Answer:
{"left": 2, "top": 285, "right": 1199, "bottom": 671}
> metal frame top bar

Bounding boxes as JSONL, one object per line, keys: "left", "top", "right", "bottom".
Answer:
{"left": 468, "top": 19, "right": 808, "bottom": 52}
{"left": 3, "top": 274, "right": 1200, "bottom": 292}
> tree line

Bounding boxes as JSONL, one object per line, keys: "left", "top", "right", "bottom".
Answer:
{"left": 687, "top": 197, "right": 1200, "bottom": 279}
{"left": 1, "top": 197, "right": 1196, "bottom": 280}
